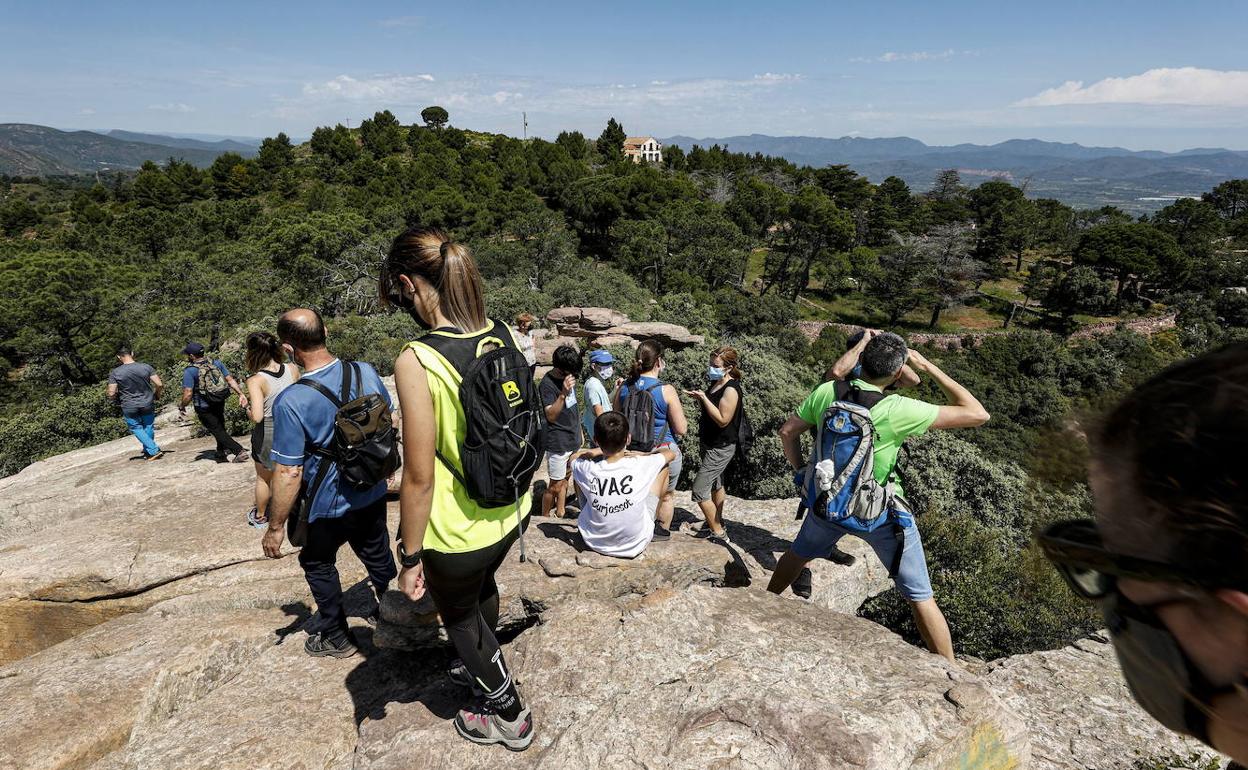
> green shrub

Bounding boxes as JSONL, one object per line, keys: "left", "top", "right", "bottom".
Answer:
{"left": 0, "top": 387, "right": 129, "bottom": 477}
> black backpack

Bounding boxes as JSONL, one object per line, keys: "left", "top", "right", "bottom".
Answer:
{"left": 418, "top": 324, "right": 545, "bottom": 509}
{"left": 620, "top": 380, "right": 663, "bottom": 452}
{"left": 287, "top": 361, "right": 401, "bottom": 546}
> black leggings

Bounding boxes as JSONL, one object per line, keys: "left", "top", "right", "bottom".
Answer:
{"left": 423, "top": 525, "right": 523, "bottom": 719}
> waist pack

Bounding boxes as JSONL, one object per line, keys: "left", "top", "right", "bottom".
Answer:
{"left": 800, "top": 382, "right": 912, "bottom": 534}
{"left": 620, "top": 381, "right": 663, "bottom": 452}
{"left": 287, "top": 361, "right": 401, "bottom": 547}
{"left": 195, "top": 360, "right": 231, "bottom": 403}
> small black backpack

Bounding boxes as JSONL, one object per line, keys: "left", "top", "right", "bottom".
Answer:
{"left": 418, "top": 324, "right": 545, "bottom": 509}
{"left": 620, "top": 380, "right": 663, "bottom": 452}
{"left": 288, "top": 361, "right": 401, "bottom": 547}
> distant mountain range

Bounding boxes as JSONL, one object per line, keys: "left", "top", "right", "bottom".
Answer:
{"left": 0, "top": 124, "right": 257, "bottom": 176}
{"left": 663, "top": 134, "right": 1248, "bottom": 212}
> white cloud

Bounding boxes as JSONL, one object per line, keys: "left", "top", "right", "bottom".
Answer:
{"left": 301, "top": 74, "right": 436, "bottom": 100}
{"left": 852, "top": 49, "right": 961, "bottom": 63}
{"left": 1017, "top": 67, "right": 1248, "bottom": 107}
{"left": 79, "top": 107, "right": 95, "bottom": 115}
{"left": 378, "top": 15, "right": 421, "bottom": 28}
{"left": 148, "top": 102, "right": 195, "bottom": 113}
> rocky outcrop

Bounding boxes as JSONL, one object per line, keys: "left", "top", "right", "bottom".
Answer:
{"left": 982, "top": 633, "right": 1222, "bottom": 769}
{"left": 537, "top": 307, "right": 704, "bottom": 363}
{"left": 0, "top": 422, "right": 1226, "bottom": 769}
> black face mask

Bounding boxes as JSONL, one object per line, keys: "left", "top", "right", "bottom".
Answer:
{"left": 390, "top": 291, "right": 432, "bottom": 330}
{"left": 1103, "top": 591, "right": 1244, "bottom": 744}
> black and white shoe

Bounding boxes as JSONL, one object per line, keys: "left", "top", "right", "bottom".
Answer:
{"left": 304, "top": 631, "right": 358, "bottom": 658}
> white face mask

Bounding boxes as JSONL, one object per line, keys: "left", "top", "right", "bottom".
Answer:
{"left": 597, "top": 365, "right": 615, "bottom": 380}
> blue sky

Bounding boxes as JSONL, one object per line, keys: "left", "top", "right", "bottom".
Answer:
{"left": 2, "top": 0, "right": 1246, "bottom": 150}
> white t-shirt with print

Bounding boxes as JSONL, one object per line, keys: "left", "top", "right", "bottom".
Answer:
{"left": 573, "top": 453, "right": 667, "bottom": 558}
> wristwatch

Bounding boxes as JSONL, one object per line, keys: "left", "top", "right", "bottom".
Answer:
{"left": 398, "top": 541, "right": 422, "bottom": 568}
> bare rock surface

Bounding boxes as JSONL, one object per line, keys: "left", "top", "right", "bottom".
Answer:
{"left": 983, "top": 633, "right": 1225, "bottom": 769}
{"left": 357, "top": 586, "right": 1031, "bottom": 770}
{"left": 0, "top": 420, "right": 1225, "bottom": 770}
{"left": 607, "top": 320, "right": 705, "bottom": 347}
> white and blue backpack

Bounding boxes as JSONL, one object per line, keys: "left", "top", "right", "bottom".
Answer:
{"left": 799, "top": 381, "right": 914, "bottom": 534}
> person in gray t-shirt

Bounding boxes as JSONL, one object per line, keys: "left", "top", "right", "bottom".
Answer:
{"left": 107, "top": 343, "right": 165, "bottom": 460}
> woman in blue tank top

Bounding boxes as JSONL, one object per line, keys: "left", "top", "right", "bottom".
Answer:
{"left": 613, "top": 340, "right": 687, "bottom": 540}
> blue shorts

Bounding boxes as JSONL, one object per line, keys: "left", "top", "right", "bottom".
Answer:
{"left": 790, "top": 514, "right": 934, "bottom": 602}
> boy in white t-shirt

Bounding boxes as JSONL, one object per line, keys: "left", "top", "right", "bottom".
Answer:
{"left": 569, "top": 411, "right": 676, "bottom": 559}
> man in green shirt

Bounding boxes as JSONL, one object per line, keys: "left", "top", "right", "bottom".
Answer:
{"left": 768, "top": 332, "right": 990, "bottom": 661}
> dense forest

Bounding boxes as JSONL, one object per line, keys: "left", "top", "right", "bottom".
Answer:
{"left": 3, "top": 108, "right": 1247, "bottom": 659}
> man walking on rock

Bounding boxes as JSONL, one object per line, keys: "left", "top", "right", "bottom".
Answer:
{"left": 262, "top": 309, "right": 397, "bottom": 658}
{"left": 107, "top": 343, "right": 164, "bottom": 460}
{"left": 179, "top": 341, "right": 249, "bottom": 463}
{"left": 768, "top": 333, "right": 990, "bottom": 661}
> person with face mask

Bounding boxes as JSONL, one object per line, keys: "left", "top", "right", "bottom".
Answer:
{"left": 1041, "top": 342, "right": 1248, "bottom": 766}
{"left": 682, "top": 347, "right": 743, "bottom": 540}
{"left": 614, "top": 340, "right": 688, "bottom": 541}
{"left": 583, "top": 349, "right": 616, "bottom": 447}
{"left": 379, "top": 227, "right": 536, "bottom": 752}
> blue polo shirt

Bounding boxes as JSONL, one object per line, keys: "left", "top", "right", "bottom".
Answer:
{"left": 270, "top": 359, "right": 392, "bottom": 522}
{"left": 182, "top": 360, "right": 232, "bottom": 410}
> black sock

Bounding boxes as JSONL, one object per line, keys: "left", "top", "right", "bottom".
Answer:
{"left": 487, "top": 681, "right": 524, "bottom": 721}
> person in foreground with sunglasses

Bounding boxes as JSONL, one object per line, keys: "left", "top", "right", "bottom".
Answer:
{"left": 1040, "top": 342, "right": 1248, "bottom": 766}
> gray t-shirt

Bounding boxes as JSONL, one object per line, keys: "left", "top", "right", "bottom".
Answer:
{"left": 108, "top": 362, "right": 157, "bottom": 415}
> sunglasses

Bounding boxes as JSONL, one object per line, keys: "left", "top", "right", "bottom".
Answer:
{"left": 1037, "top": 519, "right": 1242, "bottom": 600}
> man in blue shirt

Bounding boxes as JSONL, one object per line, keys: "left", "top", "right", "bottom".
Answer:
{"left": 178, "top": 342, "right": 249, "bottom": 463}
{"left": 262, "top": 309, "right": 397, "bottom": 659}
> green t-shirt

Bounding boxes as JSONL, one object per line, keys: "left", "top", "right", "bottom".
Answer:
{"left": 796, "top": 379, "right": 939, "bottom": 496}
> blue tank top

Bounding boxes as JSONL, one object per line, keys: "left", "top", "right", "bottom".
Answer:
{"left": 622, "top": 375, "right": 673, "bottom": 445}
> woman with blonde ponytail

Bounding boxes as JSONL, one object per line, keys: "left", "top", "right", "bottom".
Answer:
{"left": 381, "top": 227, "right": 536, "bottom": 751}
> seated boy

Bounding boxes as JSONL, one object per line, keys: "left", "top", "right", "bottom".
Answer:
{"left": 569, "top": 411, "right": 676, "bottom": 559}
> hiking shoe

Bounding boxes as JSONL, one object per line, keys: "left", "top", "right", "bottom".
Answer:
{"left": 651, "top": 525, "right": 671, "bottom": 542}
{"left": 231, "top": 450, "right": 251, "bottom": 464}
{"left": 792, "top": 568, "right": 813, "bottom": 600}
{"left": 246, "top": 506, "right": 267, "bottom": 529}
{"left": 145, "top": 450, "right": 164, "bottom": 462}
{"left": 826, "top": 547, "right": 857, "bottom": 567}
{"left": 454, "top": 706, "right": 534, "bottom": 751}
{"left": 304, "top": 631, "right": 358, "bottom": 658}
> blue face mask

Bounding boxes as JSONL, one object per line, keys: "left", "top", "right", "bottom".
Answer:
{"left": 707, "top": 366, "right": 725, "bottom": 381}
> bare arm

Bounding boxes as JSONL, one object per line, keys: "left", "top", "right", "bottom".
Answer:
{"left": 396, "top": 347, "right": 437, "bottom": 561}
{"left": 226, "top": 375, "right": 249, "bottom": 408}
{"left": 686, "top": 385, "right": 738, "bottom": 428}
{"left": 107, "top": 382, "right": 118, "bottom": 401}
{"left": 825, "top": 332, "right": 872, "bottom": 382}
{"left": 664, "top": 385, "right": 688, "bottom": 437}
{"left": 778, "top": 415, "right": 815, "bottom": 471}
{"left": 150, "top": 373, "right": 163, "bottom": 401}
{"left": 246, "top": 376, "right": 266, "bottom": 423}
{"left": 262, "top": 462, "right": 303, "bottom": 557}
{"left": 544, "top": 374, "right": 574, "bottom": 422}
{"left": 179, "top": 387, "right": 193, "bottom": 409}
{"left": 906, "top": 350, "right": 990, "bottom": 429}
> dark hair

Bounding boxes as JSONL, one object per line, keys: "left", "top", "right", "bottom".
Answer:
{"left": 861, "top": 332, "right": 908, "bottom": 380}
{"left": 276, "top": 309, "right": 327, "bottom": 351}
{"left": 594, "top": 411, "right": 630, "bottom": 454}
{"left": 245, "top": 331, "right": 285, "bottom": 373}
{"left": 712, "top": 346, "right": 742, "bottom": 380}
{"left": 552, "top": 344, "right": 583, "bottom": 375}
{"left": 115, "top": 342, "right": 133, "bottom": 357}
{"left": 379, "top": 227, "right": 486, "bottom": 332}
{"left": 627, "top": 340, "right": 664, "bottom": 383}
{"left": 1094, "top": 342, "right": 1248, "bottom": 570}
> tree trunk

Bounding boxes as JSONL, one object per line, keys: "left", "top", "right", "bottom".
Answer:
{"left": 929, "top": 302, "right": 943, "bottom": 329}
{"left": 1015, "top": 248, "right": 1024, "bottom": 273}
{"left": 58, "top": 330, "right": 95, "bottom": 384}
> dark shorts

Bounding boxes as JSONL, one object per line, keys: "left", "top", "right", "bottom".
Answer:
{"left": 250, "top": 417, "right": 274, "bottom": 471}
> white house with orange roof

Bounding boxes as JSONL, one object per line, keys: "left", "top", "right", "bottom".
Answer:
{"left": 623, "top": 136, "right": 662, "bottom": 163}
